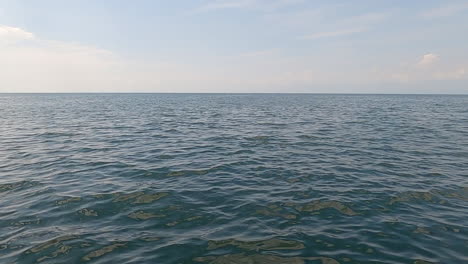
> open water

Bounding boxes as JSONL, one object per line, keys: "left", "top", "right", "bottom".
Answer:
{"left": 0, "top": 94, "right": 467, "bottom": 264}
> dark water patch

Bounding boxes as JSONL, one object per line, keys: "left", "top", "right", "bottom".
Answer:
{"left": 289, "top": 201, "right": 358, "bottom": 216}
{"left": 25, "top": 235, "right": 79, "bottom": 254}
{"left": 77, "top": 208, "right": 99, "bottom": 217}
{"left": 413, "top": 260, "right": 436, "bottom": 264}
{"left": 37, "top": 131, "right": 78, "bottom": 138}
{"left": 166, "top": 215, "right": 203, "bottom": 227}
{"left": 256, "top": 204, "right": 297, "bottom": 220}
{"left": 35, "top": 244, "right": 72, "bottom": 262}
{"left": 167, "top": 170, "right": 205, "bottom": 177}
{"left": 193, "top": 254, "right": 340, "bottom": 264}
{"left": 207, "top": 238, "right": 305, "bottom": 251}
{"left": 0, "top": 181, "right": 41, "bottom": 193}
{"left": 128, "top": 211, "right": 165, "bottom": 220}
{"left": 81, "top": 242, "right": 127, "bottom": 261}
{"left": 112, "top": 191, "right": 168, "bottom": 204}
{"left": 56, "top": 196, "right": 82, "bottom": 205}
{"left": 388, "top": 191, "right": 440, "bottom": 205}
{"left": 139, "top": 235, "right": 161, "bottom": 242}
{"left": 10, "top": 218, "right": 41, "bottom": 227}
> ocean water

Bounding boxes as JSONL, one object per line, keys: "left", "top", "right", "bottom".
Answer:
{"left": 0, "top": 93, "right": 467, "bottom": 264}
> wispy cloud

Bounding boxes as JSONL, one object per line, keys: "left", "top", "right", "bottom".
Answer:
{"left": 433, "top": 68, "right": 467, "bottom": 80}
{"left": 421, "top": 3, "right": 468, "bottom": 18}
{"left": 417, "top": 53, "right": 439, "bottom": 67}
{"left": 238, "top": 48, "right": 279, "bottom": 58}
{"left": 264, "top": 0, "right": 306, "bottom": 10}
{"left": 374, "top": 53, "right": 468, "bottom": 83}
{"left": 193, "top": 0, "right": 304, "bottom": 13}
{"left": 300, "top": 28, "right": 368, "bottom": 40}
{"left": 195, "top": 0, "right": 254, "bottom": 12}
{"left": 0, "top": 24, "right": 126, "bottom": 92}
{"left": 293, "top": 10, "right": 388, "bottom": 41}
{"left": 0, "top": 25, "right": 34, "bottom": 44}
{"left": 340, "top": 12, "right": 390, "bottom": 25}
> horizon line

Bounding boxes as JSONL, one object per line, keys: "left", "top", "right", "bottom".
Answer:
{"left": 1, "top": 92, "right": 467, "bottom": 96}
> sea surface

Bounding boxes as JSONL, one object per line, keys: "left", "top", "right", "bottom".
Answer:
{"left": 0, "top": 94, "right": 467, "bottom": 264}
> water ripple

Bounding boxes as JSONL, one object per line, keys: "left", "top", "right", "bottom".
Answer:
{"left": 0, "top": 94, "right": 467, "bottom": 263}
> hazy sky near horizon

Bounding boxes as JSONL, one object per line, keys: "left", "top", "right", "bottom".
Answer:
{"left": 1, "top": 0, "right": 468, "bottom": 93}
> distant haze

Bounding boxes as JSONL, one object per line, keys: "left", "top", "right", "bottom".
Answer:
{"left": 1, "top": 0, "right": 467, "bottom": 94}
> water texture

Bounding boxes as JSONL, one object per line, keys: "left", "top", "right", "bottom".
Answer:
{"left": 0, "top": 94, "right": 467, "bottom": 264}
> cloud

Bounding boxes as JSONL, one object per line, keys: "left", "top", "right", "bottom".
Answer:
{"left": 0, "top": 24, "right": 250, "bottom": 93}
{"left": 302, "top": 11, "right": 389, "bottom": 39}
{"left": 421, "top": 3, "right": 468, "bottom": 18}
{"left": 193, "top": 0, "right": 304, "bottom": 13}
{"left": 301, "top": 28, "right": 367, "bottom": 40}
{"left": 372, "top": 53, "right": 468, "bottom": 83}
{"left": 417, "top": 53, "right": 439, "bottom": 67}
{"left": 341, "top": 12, "right": 390, "bottom": 24}
{"left": 0, "top": 25, "right": 358, "bottom": 93}
{"left": 433, "top": 68, "right": 467, "bottom": 80}
{"left": 298, "top": 12, "right": 389, "bottom": 40}
{"left": 0, "top": 24, "right": 132, "bottom": 92}
{"left": 264, "top": 0, "right": 305, "bottom": 10}
{"left": 0, "top": 25, "right": 35, "bottom": 44}
{"left": 1, "top": 24, "right": 466, "bottom": 94}
{"left": 238, "top": 48, "right": 279, "bottom": 58}
{"left": 195, "top": 0, "right": 254, "bottom": 12}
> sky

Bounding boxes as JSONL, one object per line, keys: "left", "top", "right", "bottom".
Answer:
{"left": 0, "top": 0, "right": 468, "bottom": 93}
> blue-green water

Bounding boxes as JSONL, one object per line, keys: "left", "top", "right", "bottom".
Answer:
{"left": 0, "top": 94, "right": 467, "bottom": 264}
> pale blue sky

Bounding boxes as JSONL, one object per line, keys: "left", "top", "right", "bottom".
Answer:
{"left": 1, "top": 0, "right": 467, "bottom": 93}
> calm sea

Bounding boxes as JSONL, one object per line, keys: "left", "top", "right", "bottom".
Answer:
{"left": 0, "top": 94, "right": 467, "bottom": 264}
